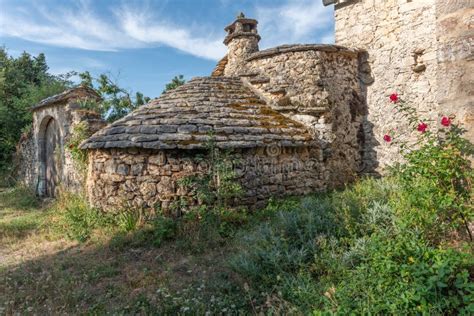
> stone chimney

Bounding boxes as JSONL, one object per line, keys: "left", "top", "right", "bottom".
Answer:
{"left": 223, "top": 12, "right": 260, "bottom": 76}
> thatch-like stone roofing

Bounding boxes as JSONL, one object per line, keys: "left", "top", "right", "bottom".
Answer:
{"left": 80, "top": 77, "right": 315, "bottom": 150}
{"left": 32, "top": 86, "right": 100, "bottom": 111}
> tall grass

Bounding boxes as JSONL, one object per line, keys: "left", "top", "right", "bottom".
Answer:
{"left": 0, "top": 186, "right": 44, "bottom": 240}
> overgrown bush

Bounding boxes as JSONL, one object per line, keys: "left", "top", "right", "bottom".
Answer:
{"left": 172, "top": 134, "right": 247, "bottom": 242}
{"left": 231, "top": 94, "right": 474, "bottom": 314}
{"left": 50, "top": 192, "right": 113, "bottom": 242}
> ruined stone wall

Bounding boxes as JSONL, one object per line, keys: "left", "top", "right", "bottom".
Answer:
{"left": 334, "top": 0, "right": 473, "bottom": 170}
{"left": 86, "top": 146, "right": 326, "bottom": 212}
{"left": 242, "top": 47, "right": 364, "bottom": 183}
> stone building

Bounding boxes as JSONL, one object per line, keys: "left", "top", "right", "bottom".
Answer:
{"left": 17, "top": 4, "right": 472, "bottom": 211}
{"left": 79, "top": 15, "right": 364, "bottom": 211}
{"left": 16, "top": 86, "right": 105, "bottom": 197}
{"left": 324, "top": 0, "right": 474, "bottom": 170}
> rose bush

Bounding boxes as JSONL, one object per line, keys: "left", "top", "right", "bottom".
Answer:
{"left": 384, "top": 94, "right": 473, "bottom": 243}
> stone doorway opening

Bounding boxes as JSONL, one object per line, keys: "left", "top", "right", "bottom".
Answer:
{"left": 37, "top": 116, "right": 62, "bottom": 197}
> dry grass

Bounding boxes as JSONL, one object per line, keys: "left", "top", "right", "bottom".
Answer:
{"left": 0, "top": 188, "right": 248, "bottom": 314}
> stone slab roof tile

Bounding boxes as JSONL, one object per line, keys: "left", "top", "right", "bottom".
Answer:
{"left": 80, "top": 77, "right": 315, "bottom": 150}
{"left": 32, "top": 86, "right": 101, "bottom": 111}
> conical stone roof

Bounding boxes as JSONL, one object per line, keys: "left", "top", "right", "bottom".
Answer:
{"left": 80, "top": 77, "right": 315, "bottom": 150}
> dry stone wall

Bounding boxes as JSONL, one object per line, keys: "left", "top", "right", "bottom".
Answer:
{"left": 334, "top": 0, "right": 473, "bottom": 170}
{"left": 241, "top": 46, "right": 364, "bottom": 183}
{"left": 86, "top": 146, "right": 325, "bottom": 212}
{"left": 14, "top": 129, "right": 36, "bottom": 186}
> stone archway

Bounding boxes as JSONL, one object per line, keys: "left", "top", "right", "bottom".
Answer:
{"left": 37, "top": 116, "right": 62, "bottom": 197}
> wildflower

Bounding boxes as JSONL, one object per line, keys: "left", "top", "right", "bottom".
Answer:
{"left": 383, "top": 134, "right": 392, "bottom": 143}
{"left": 390, "top": 93, "right": 399, "bottom": 103}
{"left": 441, "top": 116, "right": 451, "bottom": 127}
{"left": 417, "top": 122, "right": 428, "bottom": 133}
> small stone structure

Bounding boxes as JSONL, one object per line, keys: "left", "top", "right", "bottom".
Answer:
{"left": 80, "top": 77, "right": 326, "bottom": 211}
{"left": 78, "top": 15, "right": 365, "bottom": 212}
{"left": 16, "top": 87, "right": 105, "bottom": 197}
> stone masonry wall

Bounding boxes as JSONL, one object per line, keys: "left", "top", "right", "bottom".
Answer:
{"left": 86, "top": 146, "right": 326, "bottom": 212}
{"left": 334, "top": 0, "right": 473, "bottom": 171}
{"left": 242, "top": 47, "right": 365, "bottom": 183}
{"left": 224, "top": 37, "right": 259, "bottom": 76}
{"left": 16, "top": 100, "right": 105, "bottom": 195}
{"left": 15, "top": 128, "right": 36, "bottom": 188}
{"left": 436, "top": 2, "right": 474, "bottom": 143}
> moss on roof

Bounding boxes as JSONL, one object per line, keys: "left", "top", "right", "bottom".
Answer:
{"left": 80, "top": 77, "right": 316, "bottom": 150}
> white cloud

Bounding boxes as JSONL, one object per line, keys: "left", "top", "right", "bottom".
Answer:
{"left": 0, "top": 0, "right": 334, "bottom": 60}
{"left": 255, "top": 0, "right": 334, "bottom": 48}
{"left": 0, "top": 0, "right": 225, "bottom": 60}
{"left": 114, "top": 5, "right": 226, "bottom": 60}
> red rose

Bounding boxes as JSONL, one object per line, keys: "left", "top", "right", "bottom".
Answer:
{"left": 441, "top": 116, "right": 451, "bottom": 127}
{"left": 417, "top": 122, "right": 428, "bottom": 133}
{"left": 390, "top": 93, "right": 399, "bottom": 103}
{"left": 383, "top": 134, "right": 392, "bottom": 142}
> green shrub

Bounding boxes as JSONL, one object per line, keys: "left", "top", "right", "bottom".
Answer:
{"left": 65, "top": 122, "right": 92, "bottom": 172}
{"left": 110, "top": 215, "right": 177, "bottom": 250}
{"left": 116, "top": 211, "right": 140, "bottom": 233}
{"left": 326, "top": 232, "right": 474, "bottom": 315}
{"left": 51, "top": 193, "right": 113, "bottom": 242}
{"left": 231, "top": 176, "right": 474, "bottom": 314}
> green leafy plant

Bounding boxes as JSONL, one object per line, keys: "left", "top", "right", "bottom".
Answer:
{"left": 162, "top": 75, "right": 186, "bottom": 93}
{"left": 65, "top": 122, "right": 91, "bottom": 171}
{"left": 78, "top": 71, "right": 150, "bottom": 122}
{"left": 175, "top": 134, "right": 245, "bottom": 237}
{"left": 385, "top": 93, "right": 473, "bottom": 243}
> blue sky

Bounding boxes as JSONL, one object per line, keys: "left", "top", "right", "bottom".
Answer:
{"left": 0, "top": 0, "right": 335, "bottom": 98}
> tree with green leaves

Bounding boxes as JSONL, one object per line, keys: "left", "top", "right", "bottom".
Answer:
{"left": 0, "top": 48, "right": 72, "bottom": 176}
{"left": 163, "top": 75, "right": 185, "bottom": 93}
{"left": 78, "top": 71, "right": 150, "bottom": 122}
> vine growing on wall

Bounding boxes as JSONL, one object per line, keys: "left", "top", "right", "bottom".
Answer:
{"left": 172, "top": 133, "right": 245, "bottom": 235}
{"left": 65, "top": 122, "right": 91, "bottom": 172}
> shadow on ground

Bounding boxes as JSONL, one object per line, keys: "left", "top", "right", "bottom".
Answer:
{"left": 0, "top": 235, "right": 248, "bottom": 314}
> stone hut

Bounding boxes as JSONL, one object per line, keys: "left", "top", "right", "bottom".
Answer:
{"left": 79, "top": 14, "right": 364, "bottom": 212}
{"left": 16, "top": 86, "right": 105, "bottom": 197}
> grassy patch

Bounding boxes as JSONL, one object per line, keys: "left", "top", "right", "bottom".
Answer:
{"left": 0, "top": 186, "right": 46, "bottom": 241}
{"left": 0, "top": 189, "right": 252, "bottom": 314}
{"left": 1, "top": 175, "right": 472, "bottom": 314}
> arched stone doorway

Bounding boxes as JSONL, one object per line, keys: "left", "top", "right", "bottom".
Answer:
{"left": 38, "top": 117, "right": 62, "bottom": 197}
